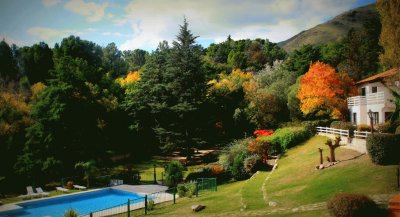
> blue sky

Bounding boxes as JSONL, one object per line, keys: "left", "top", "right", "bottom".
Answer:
{"left": 0, "top": 0, "right": 375, "bottom": 51}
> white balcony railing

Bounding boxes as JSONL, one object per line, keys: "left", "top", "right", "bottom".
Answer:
{"left": 347, "top": 92, "right": 385, "bottom": 107}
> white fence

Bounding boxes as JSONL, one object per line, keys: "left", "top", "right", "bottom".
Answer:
{"left": 316, "top": 127, "right": 371, "bottom": 139}
{"left": 316, "top": 127, "right": 349, "bottom": 137}
{"left": 354, "top": 130, "right": 372, "bottom": 138}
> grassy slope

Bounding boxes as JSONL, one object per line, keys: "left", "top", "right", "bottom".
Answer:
{"left": 279, "top": 4, "right": 378, "bottom": 52}
{"left": 147, "top": 135, "right": 398, "bottom": 217}
{"left": 266, "top": 136, "right": 397, "bottom": 207}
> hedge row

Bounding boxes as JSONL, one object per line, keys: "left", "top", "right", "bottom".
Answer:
{"left": 327, "top": 193, "right": 384, "bottom": 217}
{"left": 262, "top": 126, "right": 312, "bottom": 152}
{"left": 366, "top": 133, "right": 400, "bottom": 165}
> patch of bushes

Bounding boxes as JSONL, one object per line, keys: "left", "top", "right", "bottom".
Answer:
{"left": 357, "top": 124, "right": 370, "bottom": 132}
{"left": 367, "top": 133, "right": 400, "bottom": 165}
{"left": 185, "top": 164, "right": 231, "bottom": 184}
{"left": 165, "top": 161, "right": 185, "bottom": 187}
{"left": 66, "top": 181, "right": 74, "bottom": 189}
{"left": 376, "top": 122, "right": 391, "bottom": 133}
{"left": 331, "top": 121, "right": 356, "bottom": 137}
{"left": 93, "top": 175, "right": 111, "bottom": 187}
{"left": 327, "top": 193, "right": 384, "bottom": 217}
{"left": 243, "top": 155, "right": 263, "bottom": 176}
{"left": 231, "top": 154, "right": 248, "bottom": 180}
{"left": 218, "top": 138, "right": 251, "bottom": 170}
{"left": 147, "top": 200, "right": 155, "bottom": 210}
{"left": 177, "top": 182, "right": 197, "bottom": 198}
{"left": 64, "top": 209, "right": 79, "bottom": 217}
{"left": 396, "top": 126, "right": 400, "bottom": 134}
{"left": 262, "top": 127, "right": 312, "bottom": 151}
{"left": 303, "top": 119, "right": 331, "bottom": 133}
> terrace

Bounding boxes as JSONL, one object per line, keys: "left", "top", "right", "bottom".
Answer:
{"left": 347, "top": 92, "right": 386, "bottom": 107}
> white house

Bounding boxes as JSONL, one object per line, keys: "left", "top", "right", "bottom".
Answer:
{"left": 347, "top": 68, "right": 399, "bottom": 126}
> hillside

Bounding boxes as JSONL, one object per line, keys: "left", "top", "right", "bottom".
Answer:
{"left": 146, "top": 136, "right": 398, "bottom": 216}
{"left": 279, "top": 4, "right": 378, "bottom": 53}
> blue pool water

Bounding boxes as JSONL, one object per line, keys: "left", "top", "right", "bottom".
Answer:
{"left": 0, "top": 189, "right": 143, "bottom": 217}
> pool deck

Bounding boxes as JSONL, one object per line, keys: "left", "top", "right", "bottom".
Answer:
{"left": 0, "top": 203, "right": 23, "bottom": 213}
{"left": 0, "top": 184, "right": 168, "bottom": 214}
{"left": 112, "top": 184, "right": 168, "bottom": 194}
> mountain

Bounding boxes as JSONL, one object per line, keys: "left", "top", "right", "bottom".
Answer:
{"left": 278, "top": 4, "right": 379, "bottom": 53}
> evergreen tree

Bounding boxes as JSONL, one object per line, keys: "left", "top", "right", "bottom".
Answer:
{"left": 342, "top": 15, "right": 381, "bottom": 80}
{"left": 17, "top": 42, "right": 54, "bottom": 84}
{"left": 102, "top": 42, "right": 128, "bottom": 78}
{"left": 124, "top": 19, "right": 206, "bottom": 156}
{"left": 377, "top": 0, "right": 400, "bottom": 68}
{"left": 284, "top": 44, "right": 321, "bottom": 76}
{"left": 0, "top": 40, "right": 18, "bottom": 81}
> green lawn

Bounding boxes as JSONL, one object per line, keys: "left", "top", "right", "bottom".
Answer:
{"left": 3, "top": 135, "right": 397, "bottom": 217}
{"left": 145, "top": 135, "right": 398, "bottom": 216}
{"left": 266, "top": 136, "right": 398, "bottom": 208}
{"left": 242, "top": 171, "right": 270, "bottom": 210}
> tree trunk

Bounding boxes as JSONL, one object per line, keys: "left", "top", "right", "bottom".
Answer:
{"left": 330, "top": 148, "right": 336, "bottom": 162}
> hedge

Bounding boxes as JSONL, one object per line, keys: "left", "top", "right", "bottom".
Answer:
{"left": 330, "top": 121, "right": 356, "bottom": 137}
{"left": 327, "top": 193, "right": 383, "bottom": 217}
{"left": 366, "top": 133, "right": 400, "bottom": 165}
{"left": 262, "top": 126, "right": 312, "bottom": 152}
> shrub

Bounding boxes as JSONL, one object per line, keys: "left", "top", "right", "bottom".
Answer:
{"left": 93, "top": 175, "right": 111, "bottom": 187}
{"left": 327, "top": 193, "right": 381, "bottom": 217}
{"left": 376, "top": 122, "right": 391, "bottom": 133}
{"left": 243, "top": 155, "right": 263, "bottom": 176}
{"left": 231, "top": 154, "right": 248, "bottom": 180}
{"left": 367, "top": 133, "right": 400, "bottom": 165}
{"left": 396, "top": 126, "right": 400, "bottom": 135}
{"left": 177, "top": 183, "right": 196, "bottom": 198}
{"left": 302, "top": 119, "right": 331, "bottom": 133}
{"left": 64, "top": 209, "right": 78, "bottom": 217}
{"left": 330, "top": 121, "right": 356, "bottom": 137}
{"left": 185, "top": 168, "right": 213, "bottom": 181}
{"left": 262, "top": 127, "right": 312, "bottom": 151}
{"left": 218, "top": 138, "right": 251, "bottom": 170}
{"left": 357, "top": 124, "right": 370, "bottom": 132}
{"left": 66, "top": 181, "right": 74, "bottom": 189}
{"left": 210, "top": 164, "right": 224, "bottom": 175}
{"left": 147, "top": 200, "right": 155, "bottom": 211}
{"left": 165, "top": 161, "right": 185, "bottom": 187}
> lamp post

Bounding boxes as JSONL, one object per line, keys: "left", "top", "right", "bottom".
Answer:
{"left": 367, "top": 109, "right": 374, "bottom": 134}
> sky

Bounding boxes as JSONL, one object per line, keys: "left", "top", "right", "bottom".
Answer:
{"left": 0, "top": 0, "right": 375, "bottom": 51}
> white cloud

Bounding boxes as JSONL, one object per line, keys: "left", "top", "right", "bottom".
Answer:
{"left": 42, "top": 0, "right": 61, "bottom": 7}
{"left": 119, "top": 0, "right": 357, "bottom": 50}
{"left": 102, "top": 32, "right": 126, "bottom": 37}
{"left": 64, "top": 0, "right": 108, "bottom": 22}
{"left": 86, "top": 28, "right": 97, "bottom": 32}
{"left": 27, "top": 27, "right": 94, "bottom": 41}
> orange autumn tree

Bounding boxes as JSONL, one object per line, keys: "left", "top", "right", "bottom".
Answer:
{"left": 298, "top": 61, "right": 356, "bottom": 119}
{"left": 117, "top": 71, "right": 141, "bottom": 87}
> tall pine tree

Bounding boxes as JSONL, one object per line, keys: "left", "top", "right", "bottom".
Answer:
{"left": 124, "top": 18, "right": 206, "bottom": 156}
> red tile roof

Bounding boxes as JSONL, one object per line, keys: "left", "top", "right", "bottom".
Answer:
{"left": 356, "top": 68, "right": 399, "bottom": 84}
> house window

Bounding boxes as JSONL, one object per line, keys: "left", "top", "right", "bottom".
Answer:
{"left": 385, "top": 112, "right": 393, "bottom": 121}
{"left": 361, "top": 87, "right": 366, "bottom": 96}
{"left": 353, "top": 113, "right": 357, "bottom": 125}
{"left": 371, "top": 86, "right": 377, "bottom": 93}
{"left": 373, "top": 112, "right": 379, "bottom": 125}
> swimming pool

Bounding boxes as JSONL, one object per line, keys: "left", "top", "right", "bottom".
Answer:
{"left": 0, "top": 189, "right": 143, "bottom": 217}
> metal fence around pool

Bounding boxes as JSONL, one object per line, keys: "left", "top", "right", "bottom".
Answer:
{"left": 79, "top": 178, "right": 217, "bottom": 217}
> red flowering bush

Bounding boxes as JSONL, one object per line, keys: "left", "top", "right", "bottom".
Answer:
{"left": 253, "top": 129, "right": 273, "bottom": 137}
{"left": 247, "top": 129, "right": 273, "bottom": 163}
